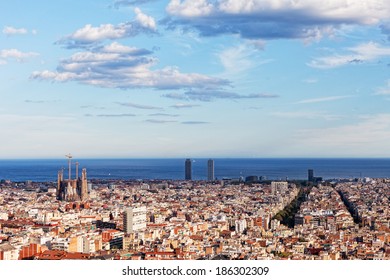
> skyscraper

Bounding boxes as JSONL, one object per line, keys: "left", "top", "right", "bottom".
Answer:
{"left": 207, "top": 159, "right": 214, "bottom": 181}
{"left": 185, "top": 158, "right": 192, "bottom": 180}
{"left": 308, "top": 169, "right": 314, "bottom": 182}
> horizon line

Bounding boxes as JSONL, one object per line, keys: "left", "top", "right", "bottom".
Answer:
{"left": 2, "top": 157, "right": 390, "bottom": 160}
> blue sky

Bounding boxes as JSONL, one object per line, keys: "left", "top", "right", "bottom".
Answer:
{"left": 1, "top": 0, "right": 390, "bottom": 158}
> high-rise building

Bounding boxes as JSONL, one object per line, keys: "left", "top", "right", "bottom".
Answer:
{"left": 185, "top": 159, "right": 192, "bottom": 180}
{"left": 271, "top": 181, "right": 288, "bottom": 195}
{"left": 308, "top": 169, "right": 314, "bottom": 182}
{"left": 235, "top": 219, "right": 247, "bottom": 234}
{"left": 207, "top": 159, "right": 214, "bottom": 181}
{"left": 123, "top": 207, "right": 147, "bottom": 234}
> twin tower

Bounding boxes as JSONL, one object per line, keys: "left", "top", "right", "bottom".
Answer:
{"left": 185, "top": 159, "right": 214, "bottom": 181}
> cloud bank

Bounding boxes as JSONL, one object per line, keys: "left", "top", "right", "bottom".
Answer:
{"left": 164, "top": 90, "right": 279, "bottom": 101}
{"left": 164, "top": 0, "right": 390, "bottom": 41}
{"left": 308, "top": 42, "right": 390, "bottom": 69}
{"left": 31, "top": 42, "right": 228, "bottom": 90}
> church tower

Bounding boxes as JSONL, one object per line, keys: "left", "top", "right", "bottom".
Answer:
{"left": 57, "top": 155, "right": 89, "bottom": 202}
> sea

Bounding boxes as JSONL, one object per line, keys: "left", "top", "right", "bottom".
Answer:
{"left": 1, "top": 158, "right": 390, "bottom": 182}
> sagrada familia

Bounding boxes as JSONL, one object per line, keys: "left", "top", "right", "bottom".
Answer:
{"left": 57, "top": 154, "right": 89, "bottom": 201}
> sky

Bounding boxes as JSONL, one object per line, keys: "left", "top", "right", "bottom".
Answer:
{"left": 1, "top": 0, "right": 390, "bottom": 159}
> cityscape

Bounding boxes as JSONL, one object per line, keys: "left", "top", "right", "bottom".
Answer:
{"left": 1, "top": 0, "right": 390, "bottom": 270}
{"left": 0, "top": 156, "right": 389, "bottom": 260}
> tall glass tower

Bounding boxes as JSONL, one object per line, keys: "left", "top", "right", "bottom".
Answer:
{"left": 308, "top": 169, "right": 314, "bottom": 182}
{"left": 185, "top": 159, "right": 192, "bottom": 180}
{"left": 207, "top": 159, "right": 214, "bottom": 181}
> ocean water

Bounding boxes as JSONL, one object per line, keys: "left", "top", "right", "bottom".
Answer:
{"left": 0, "top": 158, "right": 390, "bottom": 182}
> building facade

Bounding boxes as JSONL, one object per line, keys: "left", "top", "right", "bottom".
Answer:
{"left": 123, "top": 207, "right": 147, "bottom": 234}
{"left": 57, "top": 168, "right": 88, "bottom": 201}
{"left": 271, "top": 181, "right": 288, "bottom": 195}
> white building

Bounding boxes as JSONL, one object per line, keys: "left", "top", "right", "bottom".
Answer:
{"left": 50, "top": 238, "right": 69, "bottom": 251}
{"left": 0, "top": 212, "right": 8, "bottom": 220}
{"left": 83, "top": 236, "right": 96, "bottom": 253}
{"left": 29, "top": 235, "right": 52, "bottom": 246}
{"left": 123, "top": 206, "right": 147, "bottom": 234}
{"left": 270, "top": 219, "right": 281, "bottom": 230}
{"left": 235, "top": 219, "right": 247, "bottom": 233}
{"left": 0, "top": 242, "right": 19, "bottom": 260}
{"left": 271, "top": 181, "right": 288, "bottom": 195}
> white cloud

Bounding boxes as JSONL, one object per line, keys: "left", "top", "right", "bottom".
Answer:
{"left": 170, "top": 0, "right": 390, "bottom": 23}
{"left": 3, "top": 26, "right": 28, "bottom": 35}
{"left": 31, "top": 70, "right": 78, "bottom": 82}
{"left": 58, "top": 9, "right": 157, "bottom": 48}
{"left": 31, "top": 42, "right": 228, "bottom": 90}
{"left": 308, "top": 42, "right": 390, "bottom": 69}
{"left": 217, "top": 43, "right": 273, "bottom": 80}
{"left": 134, "top": 7, "right": 156, "bottom": 30}
{"left": 100, "top": 42, "right": 149, "bottom": 54}
{"left": 0, "top": 49, "right": 39, "bottom": 64}
{"left": 218, "top": 44, "right": 255, "bottom": 75}
{"left": 216, "top": 0, "right": 388, "bottom": 24}
{"left": 68, "top": 24, "right": 126, "bottom": 42}
{"left": 165, "top": 0, "right": 390, "bottom": 40}
{"left": 296, "top": 95, "right": 353, "bottom": 104}
{"left": 167, "top": 0, "right": 214, "bottom": 17}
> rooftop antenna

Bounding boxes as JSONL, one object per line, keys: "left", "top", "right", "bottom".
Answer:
{"left": 65, "top": 153, "right": 72, "bottom": 181}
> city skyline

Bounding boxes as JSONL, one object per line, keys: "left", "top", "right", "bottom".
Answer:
{"left": 2, "top": 1, "right": 390, "bottom": 159}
